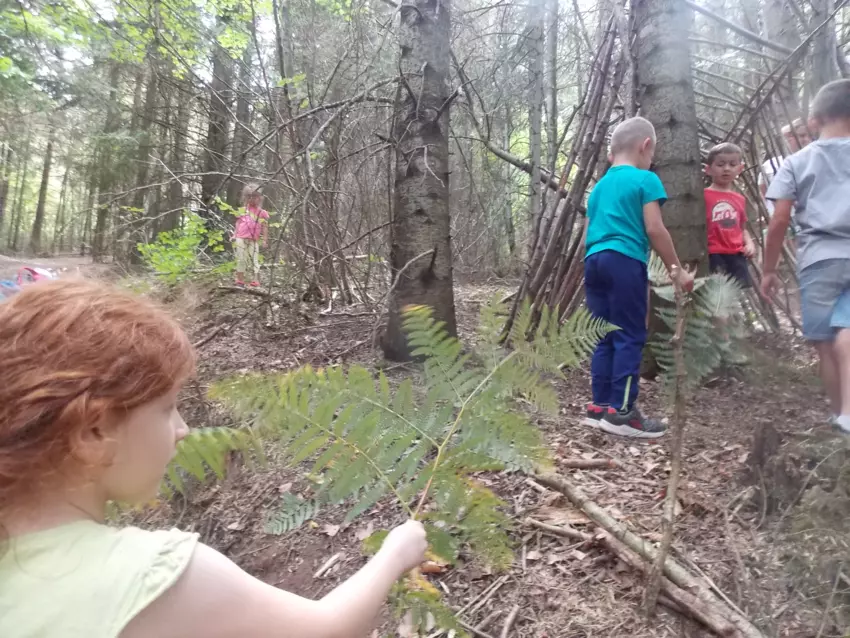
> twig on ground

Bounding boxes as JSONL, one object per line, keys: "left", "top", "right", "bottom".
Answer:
{"left": 815, "top": 568, "right": 844, "bottom": 638}
{"left": 524, "top": 517, "right": 593, "bottom": 542}
{"left": 499, "top": 605, "right": 520, "bottom": 638}
{"left": 474, "top": 610, "right": 503, "bottom": 632}
{"left": 217, "top": 285, "right": 271, "bottom": 298}
{"left": 314, "top": 552, "right": 342, "bottom": 578}
{"left": 458, "top": 575, "right": 510, "bottom": 616}
{"left": 645, "top": 269, "right": 689, "bottom": 615}
{"left": 334, "top": 339, "right": 367, "bottom": 360}
{"left": 193, "top": 325, "right": 227, "bottom": 349}
{"left": 559, "top": 457, "right": 621, "bottom": 469}
{"left": 523, "top": 477, "right": 549, "bottom": 493}
{"left": 458, "top": 620, "right": 497, "bottom": 638}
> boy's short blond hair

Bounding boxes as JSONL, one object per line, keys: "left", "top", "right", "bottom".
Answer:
{"left": 705, "top": 142, "right": 743, "bottom": 165}
{"left": 241, "top": 182, "right": 263, "bottom": 205}
{"left": 610, "top": 116, "right": 656, "bottom": 155}
{"left": 812, "top": 79, "right": 850, "bottom": 124}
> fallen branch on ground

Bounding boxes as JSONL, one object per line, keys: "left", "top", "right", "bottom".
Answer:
{"left": 216, "top": 285, "right": 271, "bottom": 298}
{"left": 532, "top": 472, "right": 766, "bottom": 638}
{"left": 599, "top": 531, "right": 737, "bottom": 636}
{"left": 524, "top": 517, "right": 593, "bottom": 542}
{"left": 559, "top": 457, "right": 621, "bottom": 470}
{"left": 499, "top": 605, "right": 520, "bottom": 638}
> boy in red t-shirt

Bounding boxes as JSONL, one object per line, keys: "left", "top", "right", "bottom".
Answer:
{"left": 704, "top": 143, "right": 755, "bottom": 287}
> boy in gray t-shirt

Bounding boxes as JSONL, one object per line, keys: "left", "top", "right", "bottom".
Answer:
{"left": 763, "top": 79, "right": 850, "bottom": 432}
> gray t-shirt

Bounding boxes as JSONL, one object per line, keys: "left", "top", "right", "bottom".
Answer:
{"left": 766, "top": 138, "right": 850, "bottom": 271}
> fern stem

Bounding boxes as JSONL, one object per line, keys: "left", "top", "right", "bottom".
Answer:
{"left": 347, "top": 393, "right": 440, "bottom": 447}
{"left": 413, "top": 351, "right": 519, "bottom": 518}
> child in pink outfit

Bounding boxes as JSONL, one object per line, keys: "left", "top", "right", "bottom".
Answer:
{"left": 233, "top": 183, "right": 269, "bottom": 286}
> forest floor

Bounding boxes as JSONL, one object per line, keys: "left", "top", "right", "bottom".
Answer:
{"left": 8, "top": 255, "right": 847, "bottom": 637}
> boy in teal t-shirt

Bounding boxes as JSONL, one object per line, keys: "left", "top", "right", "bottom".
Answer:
{"left": 582, "top": 116, "right": 693, "bottom": 439}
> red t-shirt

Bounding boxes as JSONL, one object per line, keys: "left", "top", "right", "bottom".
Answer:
{"left": 705, "top": 188, "right": 747, "bottom": 255}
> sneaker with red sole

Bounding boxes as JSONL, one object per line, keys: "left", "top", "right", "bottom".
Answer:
{"left": 249, "top": 281, "right": 260, "bottom": 287}
{"left": 599, "top": 406, "right": 666, "bottom": 439}
{"left": 234, "top": 280, "right": 246, "bottom": 287}
{"left": 581, "top": 403, "right": 608, "bottom": 429}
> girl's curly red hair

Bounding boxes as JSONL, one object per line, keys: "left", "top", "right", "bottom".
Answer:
{"left": 0, "top": 278, "right": 195, "bottom": 516}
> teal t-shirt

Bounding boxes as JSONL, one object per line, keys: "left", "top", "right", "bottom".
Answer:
{"left": 585, "top": 165, "right": 667, "bottom": 264}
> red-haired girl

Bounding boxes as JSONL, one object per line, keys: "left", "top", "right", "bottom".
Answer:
{"left": 0, "top": 279, "right": 426, "bottom": 637}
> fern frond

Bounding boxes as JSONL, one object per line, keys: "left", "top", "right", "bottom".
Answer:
{"left": 650, "top": 272, "right": 744, "bottom": 388}
{"left": 265, "top": 492, "right": 321, "bottom": 534}
{"left": 648, "top": 251, "right": 671, "bottom": 285}
{"left": 163, "top": 426, "right": 258, "bottom": 496}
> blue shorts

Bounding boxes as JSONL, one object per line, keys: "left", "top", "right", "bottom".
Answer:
{"left": 799, "top": 259, "right": 850, "bottom": 341}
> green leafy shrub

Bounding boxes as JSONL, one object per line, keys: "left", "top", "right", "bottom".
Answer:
{"left": 137, "top": 212, "right": 229, "bottom": 284}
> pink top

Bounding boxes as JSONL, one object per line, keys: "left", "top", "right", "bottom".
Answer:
{"left": 234, "top": 206, "right": 269, "bottom": 241}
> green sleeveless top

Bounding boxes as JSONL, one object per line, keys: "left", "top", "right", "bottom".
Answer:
{"left": 0, "top": 520, "right": 198, "bottom": 637}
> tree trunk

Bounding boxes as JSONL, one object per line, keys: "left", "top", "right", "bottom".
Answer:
{"left": 545, "top": 0, "right": 559, "bottom": 179}
{"left": 810, "top": 0, "right": 840, "bottom": 91}
{"left": 29, "top": 133, "right": 54, "bottom": 255}
{"left": 0, "top": 143, "right": 12, "bottom": 240}
{"left": 93, "top": 63, "right": 122, "bottom": 261}
{"left": 165, "top": 82, "right": 191, "bottom": 232}
{"left": 503, "top": 106, "right": 516, "bottom": 259}
{"left": 633, "top": 0, "right": 705, "bottom": 269}
{"left": 9, "top": 130, "right": 32, "bottom": 252}
{"left": 128, "top": 63, "right": 160, "bottom": 261}
{"left": 227, "top": 46, "right": 253, "bottom": 209}
{"left": 381, "top": 0, "right": 457, "bottom": 361}
{"left": 526, "top": 0, "right": 545, "bottom": 257}
{"left": 201, "top": 19, "right": 235, "bottom": 220}
{"left": 763, "top": 0, "right": 801, "bottom": 120}
{"left": 52, "top": 168, "right": 70, "bottom": 253}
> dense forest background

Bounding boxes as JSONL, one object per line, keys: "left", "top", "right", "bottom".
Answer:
{"left": 2, "top": 0, "right": 845, "bottom": 288}
{"left": 3, "top": 1, "right": 850, "bottom": 635}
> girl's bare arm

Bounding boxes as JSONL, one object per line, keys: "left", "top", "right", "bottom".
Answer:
{"left": 123, "top": 520, "right": 426, "bottom": 638}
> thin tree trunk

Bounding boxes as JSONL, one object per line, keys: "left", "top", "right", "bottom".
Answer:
{"left": 545, "top": 0, "right": 558, "bottom": 178}
{"left": 0, "top": 143, "right": 12, "bottom": 241}
{"left": 526, "top": 0, "right": 545, "bottom": 257}
{"left": 93, "top": 63, "right": 122, "bottom": 261}
{"left": 52, "top": 168, "right": 70, "bottom": 253}
{"left": 633, "top": 0, "right": 706, "bottom": 269}
{"left": 381, "top": 0, "right": 457, "bottom": 361}
{"left": 201, "top": 18, "right": 235, "bottom": 220}
{"left": 541, "top": 0, "right": 559, "bottom": 218}
{"left": 9, "top": 130, "right": 33, "bottom": 252}
{"left": 811, "top": 0, "right": 840, "bottom": 90}
{"left": 227, "top": 46, "right": 253, "bottom": 208}
{"left": 165, "top": 82, "right": 191, "bottom": 232}
{"left": 503, "top": 105, "right": 516, "bottom": 259}
{"left": 29, "top": 132, "right": 54, "bottom": 255}
{"left": 763, "top": 0, "right": 801, "bottom": 119}
{"left": 82, "top": 163, "right": 97, "bottom": 255}
{"left": 129, "top": 63, "right": 160, "bottom": 260}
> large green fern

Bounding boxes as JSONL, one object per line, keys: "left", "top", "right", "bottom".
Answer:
{"left": 207, "top": 298, "right": 612, "bottom": 631}
{"left": 647, "top": 253, "right": 744, "bottom": 388}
